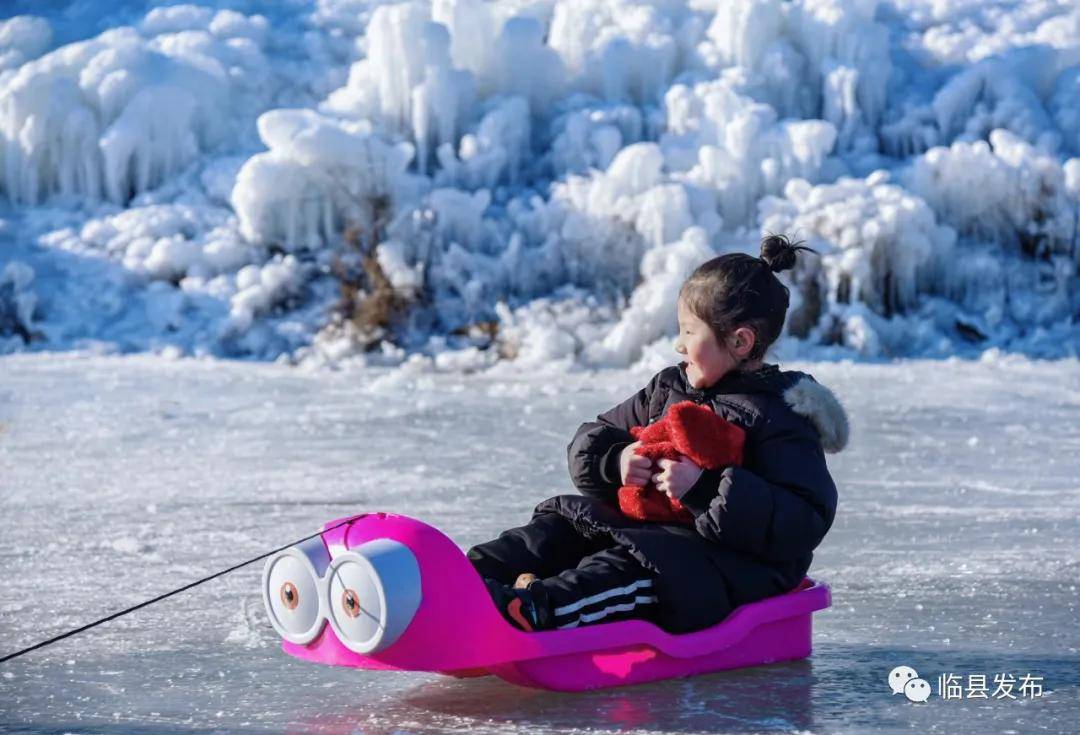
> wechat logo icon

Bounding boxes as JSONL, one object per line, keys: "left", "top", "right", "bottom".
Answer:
{"left": 889, "top": 665, "right": 932, "bottom": 703}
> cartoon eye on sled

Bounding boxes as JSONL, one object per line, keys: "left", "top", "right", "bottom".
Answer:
{"left": 261, "top": 512, "right": 831, "bottom": 691}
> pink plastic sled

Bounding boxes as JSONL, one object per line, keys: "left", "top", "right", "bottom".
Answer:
{"left": 261, "top": 512, "right": 831, "bottom": 691}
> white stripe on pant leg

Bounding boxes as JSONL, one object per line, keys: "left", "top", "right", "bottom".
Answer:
{"left": 556, "top": 595, "right": 659, "bottom": 629}
{"left": 552, "top": 579, "right": 654, "bottom": 617}
{"left": 552, "top": 586, "right": 647, "bottom": 624}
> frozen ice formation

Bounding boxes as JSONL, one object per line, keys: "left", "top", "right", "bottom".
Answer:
{"left": 759, "top": 170, "right": 957, "bottom": 351}
{"left": 1, "top": 0, "right": 1079, "bottom": 362}
{"left": 907, "top": 130, "right": 1079, "bottom": 251}
{"left": 0, "top": 260, "right": 37, "bottom": 350}
{"left": 0, "top": 15, "right": 52, "bottom": 73}
{"left": 664, "top": 79, "right": 840, "bottom": 228}
{"left": 232, "top": 109, "right": 419, "bottom": 251}
{"left": 702, "top": 0, "right": 890, "bottom": 152}
{"left": 0, "top": 9, "right": 272, "bottom": 205}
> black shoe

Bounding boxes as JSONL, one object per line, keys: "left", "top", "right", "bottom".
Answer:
{"left": 483, "top": 577, "right": 552, "bottom": 632}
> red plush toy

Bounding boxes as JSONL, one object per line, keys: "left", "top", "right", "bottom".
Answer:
{"left": 618, "top": 400, "right": 746, "bottom": 524}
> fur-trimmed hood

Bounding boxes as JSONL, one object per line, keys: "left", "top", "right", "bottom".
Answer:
{"left": 781, "top": 375, "right": 850, "bottom": 454}
{"left": 676, "top": 361, "right": 849, "bottom": 454}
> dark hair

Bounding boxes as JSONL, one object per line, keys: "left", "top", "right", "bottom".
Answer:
{"left": 679, "top": 233, "right": 817, "bottom": 361}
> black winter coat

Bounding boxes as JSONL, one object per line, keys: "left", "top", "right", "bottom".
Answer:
{"left": 535, "top": 360, "right": 848, "bottom": 633}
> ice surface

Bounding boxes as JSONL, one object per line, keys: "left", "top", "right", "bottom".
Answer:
{"left": 1, "top": 353, "right": 1078, "bottom": 732}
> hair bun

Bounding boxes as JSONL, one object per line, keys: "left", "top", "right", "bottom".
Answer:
{"left": 760, "top": 233, "right": 816, "bottom": 273}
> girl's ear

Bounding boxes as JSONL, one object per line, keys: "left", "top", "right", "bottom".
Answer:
{"left": 731, "top": 326, "right": 756, "bottom": 359}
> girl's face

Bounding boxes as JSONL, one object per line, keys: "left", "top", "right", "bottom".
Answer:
{"left": 675, "top": 299, "right": 738, "bottom": 390}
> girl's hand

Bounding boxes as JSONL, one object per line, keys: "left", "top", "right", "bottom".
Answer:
{"left": 620, "top": 441, "right": 653, "bottom": 487}
{"left": 652, "top": 455, "right": 703, "bottom": 500}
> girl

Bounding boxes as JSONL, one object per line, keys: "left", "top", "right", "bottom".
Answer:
{"left": 468, "top": 234, "right": 849, "bottom": 633}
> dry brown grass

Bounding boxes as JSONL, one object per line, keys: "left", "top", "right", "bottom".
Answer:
{"left": 328, "top": 195, "right": 414, "bottom": 349}
{"left": 449, "top": 318, "right": 515, "bottom": 357}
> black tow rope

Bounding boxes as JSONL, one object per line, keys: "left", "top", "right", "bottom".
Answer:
{"left": 0, "top": 517, "right": 355, "bottom": 664}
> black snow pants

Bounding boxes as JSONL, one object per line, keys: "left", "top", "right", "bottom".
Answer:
{"left": 467, "top": 511, "right": 660, "bottom": 629}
